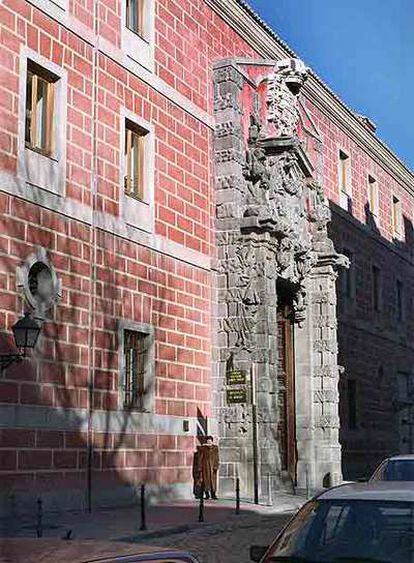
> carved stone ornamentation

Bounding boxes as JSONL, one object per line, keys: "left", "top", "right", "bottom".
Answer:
{"left": 315, "top": 415, "right": 341, "bottom": 430}
{"left": 213, "top": 58, "right": 347, "bottom": 497}
{"left": 221, "top": 235, "right": 265, "bottom": 352}
{"left": 266, "top": 58, "right": 308, "bottom": 138}
{"left": 314, "top": 389, "right": 337, "bottom": 404}
{"left": 16, "top": 246, "right": 62, "bottom": 320}
{"left": 241, "top": 110, "right": 318, "bottom": 324}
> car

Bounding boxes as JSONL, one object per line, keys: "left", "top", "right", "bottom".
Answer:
{"left": 250, "top": 481, "right": 414, "bottom": 563}
{"left": 0, "top": 539, "right": 200, "bottom": 563}
{"left": 370, "top": 454, "right": 414, "bottom": 481}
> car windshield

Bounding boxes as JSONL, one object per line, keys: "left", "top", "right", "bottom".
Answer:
{"left": 383, "top": 461, "right": 414, "bottom": 481}
{"left": 265, "top": 498, "right": 414, "bottom": 563}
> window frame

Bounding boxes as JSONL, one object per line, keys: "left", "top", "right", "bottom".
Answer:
{"left": 120, "top": 109, "right": 154, "bottom": 234}
{"left": 123, "top": 329, "right": 148, "bottom": 409}
{"left": 396, "top": 279, "right": 404, "bottom": 322}
{"left": 18, "top": 46, "right": 67, "bottom": 197}
{"left": 347, "top": 379, "right": 357, "bottom": 430}
{"left": 367, "top": 174, "right": 379, "bottom": 220}
{"left": 341, "top": 248, "right": 354, "bottom": 300}
{"left": 372, "top": 264, "right": 381, "bottom": 313}
{"left": 124, "top": 121, "right": 146, "bottom": 201}
{"left": 25, "top": 62, "right": 57, "bottom": 157}
{"left": 338, "top": 150, "right": 351, "bottom": 194}
{"left": 391, "top": 195, "right": 403, "bottom": 238}
{"left": 122, "top": 0, "right": 155, "bottom": 72}
{"left": 118, "top": 321, "right": 155, "bottom": 412}
{"left": 126, "top": 0, "right": 145, "bottom": 38}
{"left": 337, "top": 149, "right": 352, "bottom": 212}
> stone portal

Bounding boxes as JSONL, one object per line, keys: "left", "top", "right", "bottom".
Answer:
{"left": 212, "top": 58, "right": 348, "bottom": 500}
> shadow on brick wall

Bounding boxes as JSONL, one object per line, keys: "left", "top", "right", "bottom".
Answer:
{"left": 329, "top": 201, "right": 414, "bottom": 481}
{"left": 0, "top": 236, "right": 206, "bottom": 530}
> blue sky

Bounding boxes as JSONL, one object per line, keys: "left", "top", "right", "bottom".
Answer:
{"left": 246, "top": 0, "right": 414, "bottom": 171}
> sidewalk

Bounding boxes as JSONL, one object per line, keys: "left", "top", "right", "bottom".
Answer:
{"left": 1, "top": 493, "right": 307, "bottom": 541}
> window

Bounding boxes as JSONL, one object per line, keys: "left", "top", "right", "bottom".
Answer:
{"left": 123, "top": 330, "right": 149, "bottom": 409}
{"left": 392, "top": 195, "right": 403, "bottom": 237}
{"left": 368, "top": 175, "right": 379, "bottom": 219}
{"left": 338, "top": 150, "right": 352, "bottom": 212}
{"left": 319, "top": 504, "right": 351, "bottom": 545}
{"left": 339, "top": 150, "right": 351, "bottom": 194}
{"left": 397, "top": 280, "right": 404, "bottom": 322}
{"left": 122, "top": 0, "right": 154, "bottom": 72}
{"left": 25, "top": 61, "right": 56, "bottom": 156}
{"left": 377, "top": 365, "right": 384, "bottom": 385}
{"left": 126, "top": 0, "right": 144, "bottom": 36}
{"left": 18, "top": 48, "right": 67, "bottom": 198}
{"left": 120, "top": 110, "right": 154, "bottom": 233}
{"left": 372, "top": 265, "right": 381, "bottom": 312}
{"left": 124, "top": 121, "right": 146, "bottom": 200}
{"left": 347, "top": 380, "right": 357, "bottom": 430}
{"left": 342, "top": 249, "right": 353, "bottom": 299}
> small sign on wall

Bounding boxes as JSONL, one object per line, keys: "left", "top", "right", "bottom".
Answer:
{"left": 226, "top": 388, "right": 247, "bottom": 404}
{"left": 226, "top": 369, "right": 246, "bottom": 386}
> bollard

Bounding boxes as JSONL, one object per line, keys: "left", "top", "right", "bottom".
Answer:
{"left": 36, "top": 498, "right": 43, "bottom": 538}
{"left": 267, "top": 474, "right": 272, "bottom": 507}
{"left": 140, "top": 484, "right": 147, "bottom": 531}
{"left": 198, "top": 485, "right": 205, "bottom": 522}
{"left": 235, "top": 477, "right": 240, "bottom": 515}
{"left": 8, "top": 493, "right": 17, "bottom": 536}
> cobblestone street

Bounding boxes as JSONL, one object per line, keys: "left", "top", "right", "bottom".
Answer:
{"left": 124, "top": 512, "right": 291, "bottom": 563}
{"left": 1, "top": 497, "right": 299, "bottom": 562}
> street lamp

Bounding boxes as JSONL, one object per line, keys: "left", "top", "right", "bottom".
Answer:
{"left": 0, "top": 312, "right": 41, "bottom": 371}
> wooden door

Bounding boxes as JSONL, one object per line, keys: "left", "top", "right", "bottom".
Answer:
{"left": 277, "top": 305, "right": 297, "bottom": 484}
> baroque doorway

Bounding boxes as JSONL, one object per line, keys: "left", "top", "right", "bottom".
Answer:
{"left": 277, "top": 290, "right": 297, "bottom": 488}
{"left": 213, "top": 57, "right": 347, "bottom": 498}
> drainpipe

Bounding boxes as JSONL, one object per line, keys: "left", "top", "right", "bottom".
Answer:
{"left": 251, "top": 363, "right": 259, "bottom": 504}
{"left": 86, "top": 0, "right": 99, "bottom": 513}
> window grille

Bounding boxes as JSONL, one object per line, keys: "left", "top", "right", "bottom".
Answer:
{"left": 124, "top": 330, "right": 147, "bottom": 408}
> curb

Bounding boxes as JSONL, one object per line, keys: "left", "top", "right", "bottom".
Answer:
{"left": 115, "top": 506, "right": 301, "bottom": 542}
{"left": 115, "top": 512, "right": 254, "bottom": 542}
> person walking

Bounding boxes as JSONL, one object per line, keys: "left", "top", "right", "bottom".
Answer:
{"left": 192, "top": 436, "right": 219, "bottom": 500}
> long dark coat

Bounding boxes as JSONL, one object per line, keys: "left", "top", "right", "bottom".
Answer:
{"left": 192, "top": 444, "right": 219, "bottom": 495}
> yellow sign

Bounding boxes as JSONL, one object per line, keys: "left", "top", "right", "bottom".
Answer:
{"left": 226, "top": 388, "right": 247, "bottom": 404}
{"left": 226, "top": 369, "right": 246, "bottom": 386}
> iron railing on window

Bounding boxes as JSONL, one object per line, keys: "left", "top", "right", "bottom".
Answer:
{"left": 124, "top": 330, "right": 147, "bottom": 409}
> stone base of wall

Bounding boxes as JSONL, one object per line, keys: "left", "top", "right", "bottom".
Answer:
{"left": 0, "top": 480, "right": 193, "bottom": 525}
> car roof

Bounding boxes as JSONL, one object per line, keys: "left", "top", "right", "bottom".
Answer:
{"left": 317, "top": 481, "right": 414, "bottom": 502}
{"left": 0, "top": 539, "right": 198, "bottom": 563}
{"left": 385, "top": 454, "right": 414, "bottom": 461}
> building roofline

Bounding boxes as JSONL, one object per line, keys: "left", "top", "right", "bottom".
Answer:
{"left": 207, "top": 0, "right": 414, "bottom": 192}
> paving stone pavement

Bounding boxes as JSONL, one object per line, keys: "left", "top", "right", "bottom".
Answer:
{"left": 1, "top": 494, "right": 306, "bottom": 538}
{"left": 1, "top": 495, "right": 306, "bottom": 562}
{"left": 124, "top": 512, "right": 292, "bottom": 563}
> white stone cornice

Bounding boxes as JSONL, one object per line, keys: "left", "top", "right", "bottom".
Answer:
{"left": 206, "top": 0, "right": 414, "bottom": 194}
{"left": 206, "top": 0, "right": 288, "bottom": 61}
{"left": 0, "top": 173, "right": 211, "bottom": 272}
{"left": 26, "top": 0, "right": 213, "bottom": 129}
{"left": 304, "top": 79, "right": 414, "bottom": 196}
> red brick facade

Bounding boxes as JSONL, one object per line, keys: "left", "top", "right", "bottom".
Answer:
{"left": 0, "top": 0, "right": 413, "bottom": 509}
